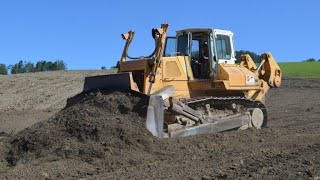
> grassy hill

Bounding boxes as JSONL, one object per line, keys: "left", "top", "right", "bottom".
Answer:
{"left": 278, "top": 61, "right": 320, "bottom": 78}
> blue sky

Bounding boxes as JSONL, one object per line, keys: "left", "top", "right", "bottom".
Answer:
{"left": 0, "top": 0, "right": 319, "bottom": 70}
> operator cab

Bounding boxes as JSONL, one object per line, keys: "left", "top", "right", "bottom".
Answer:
{"left": 164, "top": 28, "right": 236, "bottom": 79}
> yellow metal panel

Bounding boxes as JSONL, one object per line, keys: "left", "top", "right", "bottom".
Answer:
{"left": 165, "top": 61, "right": 182, "bottom": 77}
{"left": 162, "top": 56, "right": 193, "bottom": 81}
{"left": 160, "top": 56, "right": 195, "bottom": 98}
{"left": 238, "top": 66, "right": 258, "bottom": 86}
{"left": 144, "top": 56, "right": 196, "bottom": 95}
{"left": 219, "top": 64, "right": 246, "bottom": 87}
{"left": 176, "top": 56, "right": 194, "bottom": 80}
{"left": 119, "top": 59, "right": 148, "bottom": 72}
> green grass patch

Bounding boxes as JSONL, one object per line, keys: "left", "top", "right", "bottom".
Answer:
{"left": 278, "top": 61, "right": 320, "bottom": 78}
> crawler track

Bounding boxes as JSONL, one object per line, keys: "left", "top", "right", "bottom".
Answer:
{"left": 185, "top": 96, "right": 267, "bottom": 127}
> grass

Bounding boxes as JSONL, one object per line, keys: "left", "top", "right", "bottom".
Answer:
{"left": 278, "top": 61, "right": 320, "bottom": 78}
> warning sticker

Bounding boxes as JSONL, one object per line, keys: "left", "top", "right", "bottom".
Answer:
{"left": 246, "top": 75, "right": 255, "bottom": 85}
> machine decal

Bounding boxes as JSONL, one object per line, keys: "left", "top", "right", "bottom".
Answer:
{"left": 246, "top": 75, "right": 255, "bottom": 85}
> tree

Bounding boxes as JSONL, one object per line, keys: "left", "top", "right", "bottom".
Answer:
{"left": 318, "top": 59, "right": 320, "bottom": 62}
{"left": 35, "top": 60, "right": 54, "bottom": 72}
{"left": 235, "top": 50, "right": 260, "bottom": 62}
{"left": 10, "top": 60, "right": 23, "bottom": 74}
{"left": 0, "top": 64, "right": 8, "bottom": 75}
{"left": 35, "top": 61, "right": 43, "bottom": 72}
{"left": 101, "top": 66, "right": 106, "bottom": 70}
{"left": 41, "top": 60, "right": 47, "bottom": 71}
{"left": 53, "top": 60, "right": 67, "bottom": 70}
{"left": 304, "top": 58, "right": 316, "bottom": 62}
{"left": 25, "top": 62, "right": 35, "bottom": 73}
{"left": 10, "top": 64, "right": 19, "bottom": 74}
{"left": 18, "top": 60, "right": 26, "bottom": 73}
{"left": 45, "top": 61, "right": 53, "bottom": 71}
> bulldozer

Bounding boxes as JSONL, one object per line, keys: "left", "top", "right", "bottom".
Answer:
{"left": 83, "top": 24, "right": 282, "bottom": 138}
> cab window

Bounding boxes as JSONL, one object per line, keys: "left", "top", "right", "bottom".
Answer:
{"left": 177, "top": 34, "right": 189, "bottom": 56}
{"left": 216, "top": 35, "right": 231, "bottom": 59}
{"left": 164, "top": 37, "right": 176, "bottom": 57}
{"left": 191, "top": 40, "right": 200, "bottom": 59}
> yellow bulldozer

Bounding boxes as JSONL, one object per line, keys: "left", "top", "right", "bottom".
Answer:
{"left": 83, "top": 24, "right": 282, "bottom": 138}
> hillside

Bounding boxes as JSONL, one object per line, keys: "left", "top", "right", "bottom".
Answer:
{"left": 279, "top": 61, "right": 320, "bottom": 78}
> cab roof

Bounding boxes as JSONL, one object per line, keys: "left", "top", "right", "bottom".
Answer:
{"left": 176, "top": 28, "right": 232, "bottom": 34}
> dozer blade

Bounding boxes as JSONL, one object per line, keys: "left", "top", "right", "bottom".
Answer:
{"left": 168, "top": 114, "right": 250, "bottom": 138}
{"left": 145, "top": 86, "right": 252, "bottom": 138}
{"left": 146, "top": 96, "right": 251, "bottom": 138}
{"left": 83, "top": 72, "right": 138, "bottom": 92}
{"left": 146, "top": 86, "right": 175, "bottom": 138}
{"left": 146, "top": 95, "right": 164, "bottom": 138}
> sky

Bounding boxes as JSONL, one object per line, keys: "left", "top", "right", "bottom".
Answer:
{"left": 0, "top": 0, "right": 319, "bottom": 70}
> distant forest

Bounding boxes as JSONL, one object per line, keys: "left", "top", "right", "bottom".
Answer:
{"left": 1, "top": 51, "right": 319, "bottom": 75}
{"left": 0, "top": 60, "right": 67, "bottom": 75}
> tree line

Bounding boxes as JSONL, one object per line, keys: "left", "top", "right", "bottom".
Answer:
{"left": 235, "top": 50, "right": 260, "bottom": 62}
{"left": 304, "top": 58, "right": 319, "bottom": 62}
{"left": 235, "top": 50, "right": 320, "bottom": 63}
{"left": 0, "top": 60, "right": 67, "bottom": 75}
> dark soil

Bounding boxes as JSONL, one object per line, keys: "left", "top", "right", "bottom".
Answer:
{"left": 5, "top": 90, "right": 153, "bottom": 167}
{"left": 0, "top": 77, "right": 319, "bottom": 179}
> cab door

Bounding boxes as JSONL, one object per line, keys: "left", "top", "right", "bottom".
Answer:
{"left": 161, "top": 34, "right": 194, "bottom": 98}
{"left": 212, "top": 30, "right": 236, "bottom": 64}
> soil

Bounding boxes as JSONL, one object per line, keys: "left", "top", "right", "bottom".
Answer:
{"left": 0, "top": 72, "right": 319, "bottom": 180}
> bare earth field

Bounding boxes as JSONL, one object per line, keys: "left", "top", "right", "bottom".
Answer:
{"left": 0, "top": 71, "right": 319, "bottom": 179}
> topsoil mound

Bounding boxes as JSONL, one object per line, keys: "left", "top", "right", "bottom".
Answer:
{"left": 6, "top": 90, "right": 155, "bottom": 168}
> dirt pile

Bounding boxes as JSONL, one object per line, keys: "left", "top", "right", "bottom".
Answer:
{"left": 6, "top": 90, "right": 155, "bottom": 168}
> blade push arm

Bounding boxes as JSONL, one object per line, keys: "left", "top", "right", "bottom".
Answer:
{"left": 120, "top": 31, "right": 135, "bottom": 63}
{"left": 258, "top": 53, "right": 282, "bottom": 88}
{"left": 242, "top": 52, "right": 282, "bottom": 101}
{"left": 149, "top": 23, "right": 169, "bottom": 83}
{"left": 147, "top": 24, "right": 169, "bottom": 94}
{"left": 240, "top": 52, "right": 282, "bottom": 88}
